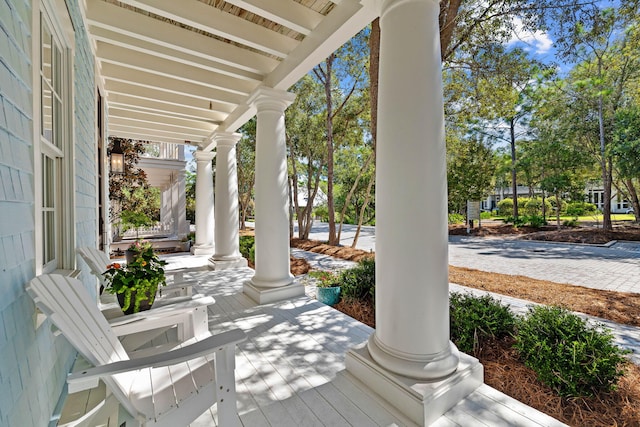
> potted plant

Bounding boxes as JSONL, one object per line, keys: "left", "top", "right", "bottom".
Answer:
{"left": 309, "top": 270, "right": 341, "bottom": 306}
{"left": 125, "top": 239, "right": 144, "bottom": 263}
{"left": 103, "top": 242, "right": 167, "bottom": 314}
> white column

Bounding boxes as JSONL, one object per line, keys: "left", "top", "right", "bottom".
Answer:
{"left": 174, "top": 170, "right": 188, "bottom": 237}
{"left": 345, "top": 1, "right": 482, "bottom": 424}
{"left": 209, "top": 132, "right": 247, "bottom": 269}
{"left": 243, "top": 87, "right": 304, "bottom": 304}
{"left": 191, "top": 149, "right": 215, "bottom": 255}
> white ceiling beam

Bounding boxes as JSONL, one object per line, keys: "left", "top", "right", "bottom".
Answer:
{"left": 223, "top": 0, "right": 324, "bottom": 35}
{"left": 264, "top": 1, "right": 376, "bottom": 91}
{"left": 100, "top": 63, "right": 244, "bottom": 106}
{"left": 109, "top": 121, "right": 209, "bottom": 140}
{"left": 107, "top": 128, "right": 198, "bottom": 145}
{"left": 97, "top": 42, "right": 254, "bottom": 96}
{"left": 87, "top": 0, "right": 279, "bottom": 75}
{"left": 108, "top": 107, "right": 217, "bottom": 132}
{"left": 104, "top": 80, "right": 234, "bottom": 114}
{"left": 91, "top": 26, "right": 263, "bottom": 83}
{"left": 117, "top": 0, "right": 299, "bottom": 58}
{"left": 107, "top": 93, "right": 225, "bottom": 124}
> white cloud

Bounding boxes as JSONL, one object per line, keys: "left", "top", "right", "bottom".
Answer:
{"left": 508, "top": 17, "right": 553, "bottom": 55}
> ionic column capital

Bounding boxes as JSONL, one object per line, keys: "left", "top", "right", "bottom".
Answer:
{"left": 212, "top": 132, "right": 242, "bottom": 148}
{"left": 194, "top": 150, "right": 215, "bottom": 162}
{"left": 247, "top": 86, "right": 296, "bottom": 113}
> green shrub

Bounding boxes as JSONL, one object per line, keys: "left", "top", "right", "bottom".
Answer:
{"left": 504, "top": 215, "right": 528, "bottom": 227}
{"left": 547, "top": 196, "right": 566, "bottom": 214}
{"left": 480, "top": 211, "right": 492, "bottom": 220}
{"left": 563, "top": 218, "right": 579, "bottom": 227}
{"left": 515, "top": 306, "right": 628, "bottom": 397}
{"left": 449, "top": 293, "right": 516, "bottom": 356}
{"left": 497, "top": 198, "right": 514, "bottom": 216}
{"left": 448, "top": 213, "right": 465, "bottom": 224}
{"left": 524, "top": 198, "right": 552, "bottom": 216}
{"left": 526, "top": 215, "right": 547, "bottom": 228}
{"left": 239, "top": 235, "right": 255, "bottom": 263}
{"left": 565, "top": 202, "right": 597, "bottom": 217}
{"left": 339, "top": 258, "right": 375, "bottom": 302}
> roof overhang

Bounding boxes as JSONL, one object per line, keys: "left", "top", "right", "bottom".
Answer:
{"left": 86, "top": 0, "right": 378, "bottom": 148}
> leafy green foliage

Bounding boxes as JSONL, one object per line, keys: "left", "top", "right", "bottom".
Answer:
{"left": 447, "top": 134, "right": 496, "bottom": 213}
{"left": 515, "top": 306, "right": 628, "bottom": 397}
{"left": 449, "top": 293, "right": 516, "bottom": 356}
{"left": 523, "top": 198, "right": 552, "bottom": 216}
{"left": 448, "top": 213, "right": 465, "bottom": 224}
{"left": 239, "top": 236, "right": 255, "bottom": 263}
{"left": 565, "top": 202, "right": 598, "bottom": 217}
{"left": 338, "top": 258, "right": 375, "bottom": 303}
{"left": 308, "top": 270, "right": 340, "bottom": 288}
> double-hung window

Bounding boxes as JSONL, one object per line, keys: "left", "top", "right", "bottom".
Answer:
{"left": 37, "top": 5, "right": 72, "bottom": 273}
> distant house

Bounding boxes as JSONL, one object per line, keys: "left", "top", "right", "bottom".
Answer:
{"left": 482, "top": 184, "right": 633, "bottom": 214}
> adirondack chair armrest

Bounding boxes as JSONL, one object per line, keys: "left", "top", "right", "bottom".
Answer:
{"left": 159, "top": 279, "right": 198, "bottom": 297}
{"left": 107, "top": 295, "right": 215, "bottom": 328}
{"left": 67, "top": 328, "right": 247, "bottom": 393}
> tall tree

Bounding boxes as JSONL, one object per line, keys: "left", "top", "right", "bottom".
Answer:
{"left": 237, "top": 118, "right": 256, "bottom": 229}
{"left": 286, "top": 75, "right": 326, "bottom": 239}
{"left": 469, "top": 46, "right": 542, "bottom": 218}
{"left": 552, "top": 4, "right": 639, "bottom": 229}
{"left": 446, "top": 133, "right": 496, "bottom": 214}
{"left": 312, "top": 29, "right": 369, "bottom": 245}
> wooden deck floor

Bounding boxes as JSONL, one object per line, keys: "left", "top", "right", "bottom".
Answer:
{"left": 179, "top": 264, "right": 566, "bottom": 427}
{"left": 59, "top": 254, "right": 566, "bottom": 426}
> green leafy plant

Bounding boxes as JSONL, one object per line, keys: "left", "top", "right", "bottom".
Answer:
{"left": 338, "top": 258, "right": 375, "bottom": 302}
{"left": 120, "top": 209, "right": 153, "bottom": 238}
{"left": 448, "top": 213, "right": 465, "bottom": 224}
{"left": 565, "top": 201, "right": 597, "bottom": 217}
{"left": 449, "top": 292, "right": 516, "bottom": 355}
{"left": 239, "top": 235, "right": 255, "bottom": 263}
{"left": 526, "top": 214, "right": 547, "bottom": 228}
{"left": 308, "top": 270, "right": 340, "bottom": 288}
{"left": 103, "top": 241, "right": 167, "bottom": 313}
{"left": 514, "top": 305, "right": 629, "bottom": 397}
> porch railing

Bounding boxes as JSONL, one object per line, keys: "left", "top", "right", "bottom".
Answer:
{"left": 121, "top": 221, "right": 174, "bottom": 239}
{"left": 141, "top": 142, "right": 184, "bottom": 160}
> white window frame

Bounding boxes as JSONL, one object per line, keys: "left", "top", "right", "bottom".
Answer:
{"left": 33, "top": 0, "right": 76, "bottom": 275}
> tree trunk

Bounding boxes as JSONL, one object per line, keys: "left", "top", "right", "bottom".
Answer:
{"left": 349, "top": 17, "right": 380, "bottom": 247}
{"left": 352, "top": 172, "right": 375, "bottom": 248}
{"left": 625, "top": 178, "right": 640, "bottom": 222}
{"left": 554, "top": 191, "right": 561, "bottom": 230}
{"left": 323, "top": 54, "right": 338, "bottom": 245}
{"left": 510, "top": 117, "right": 519, "bottom": 218}
{"left": 288, "top": 175, "right": 295, "bottom": 238}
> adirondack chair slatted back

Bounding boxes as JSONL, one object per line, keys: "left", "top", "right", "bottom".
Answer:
{"left": 77, "top": 247, "right": 111, "bottom": 287}
{"left": 26, "top": 275, "right": 138, "bottom": 414}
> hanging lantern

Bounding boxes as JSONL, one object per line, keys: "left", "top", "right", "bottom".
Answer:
{"left": 110, "top": 139, "right": 124, "bottom": 174}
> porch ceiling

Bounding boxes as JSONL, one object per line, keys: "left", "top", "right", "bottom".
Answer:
{"left": 87, "top": 0, "right": 377, "bottom": 147}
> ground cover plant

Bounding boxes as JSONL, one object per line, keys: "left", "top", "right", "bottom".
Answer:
{"left": 449, "top": 292, "right": 515, "bottom": 355}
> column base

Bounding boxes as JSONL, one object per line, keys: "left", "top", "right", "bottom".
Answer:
{"left": 345, "top": 343, "right": 483, "bottom": 426}
{"left": 190, "top": 245, "right": 214, "bottom": 256}
{"left": 243, "top": 280, "right": 305, "bottom": 304}
{"left": 208, "top": 256, "right": 248, "bottom": 270}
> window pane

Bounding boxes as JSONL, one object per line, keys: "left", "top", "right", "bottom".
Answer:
{"left": 42, "top": 78, "right": 53, "bottom": 142}
{"left": 43, "top": 211, "right": 55, "bottom": 264}
{"left": 41, "top": 17, "right": 52, "bottom": 87}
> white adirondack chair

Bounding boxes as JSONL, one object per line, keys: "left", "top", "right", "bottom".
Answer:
{"left": 27, "top": 274, "right": 246, "bottom": 427}
{"left": 77, "top": 247, "right": 196, "bottom": 300}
